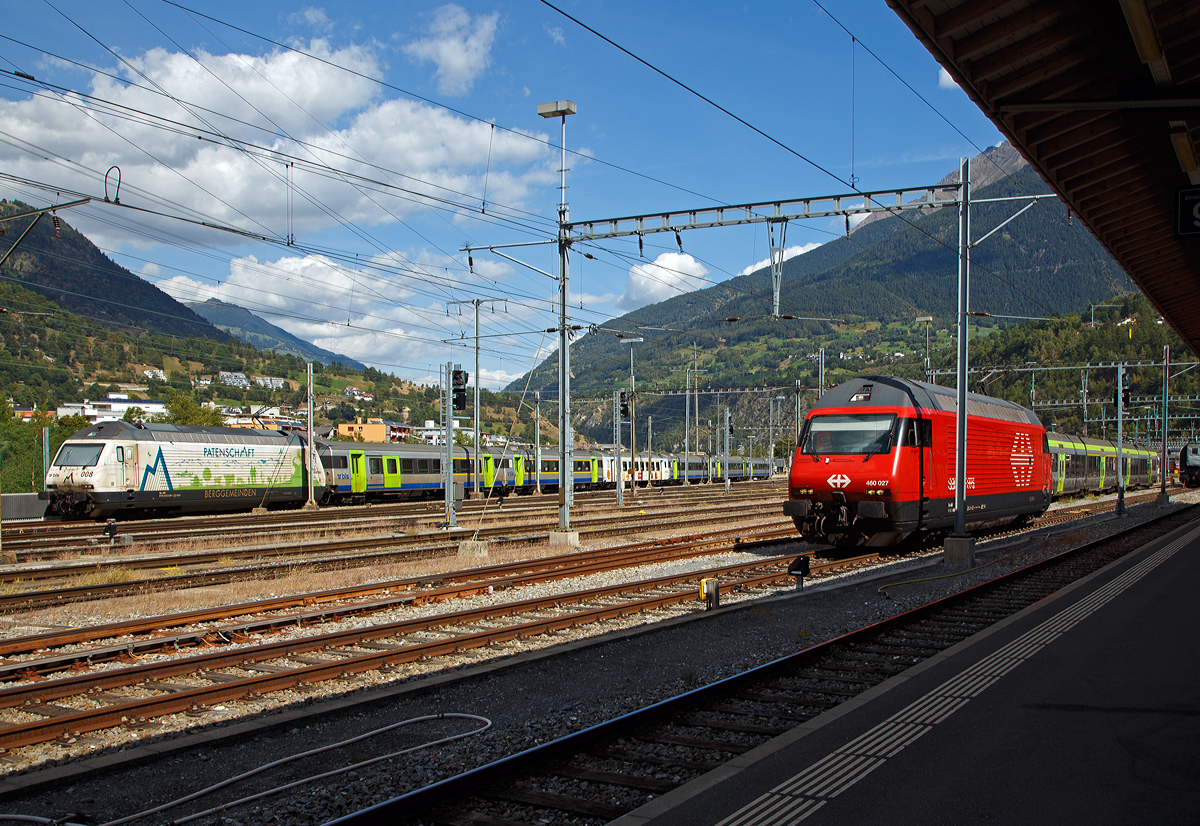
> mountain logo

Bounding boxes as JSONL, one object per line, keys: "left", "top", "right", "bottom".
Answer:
{"left": 140, "top": 447, "right": 174, "bottom": 492}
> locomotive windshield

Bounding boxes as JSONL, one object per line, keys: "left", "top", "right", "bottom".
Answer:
{"left": 53, "top": 442, "right": 105, "bottom": 467}
{"left": 800, "top": 413, "right": 895, "bottom": 456}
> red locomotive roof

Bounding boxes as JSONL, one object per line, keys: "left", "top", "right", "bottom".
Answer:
{"left": 812, "top": 376, "right": 1043, "bottom": 428}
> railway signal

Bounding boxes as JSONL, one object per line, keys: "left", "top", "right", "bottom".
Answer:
{"left": 452, "top": 369, "right": 469, "bottom": 411}
{"left": 619, "top": 391, "right": 629, "bottom": 419}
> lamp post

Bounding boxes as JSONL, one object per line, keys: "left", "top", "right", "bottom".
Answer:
{"left": 623, "top": 337, "right": 643, "bottom": 490}
{"left": 537, "top": 100, "right": 576, "bottom": 532}
{"left": 769, "top": 395, "right": 785, "bottom": 475}
{"left": 916, "top": 316, "right": 933, "bottom": 381}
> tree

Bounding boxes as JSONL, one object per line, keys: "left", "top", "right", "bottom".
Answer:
{"left": 122, "top": 406, "right": 147, "bottom": 423}
{"left": 163, "top": 393, "right": 225, "bottom": 426}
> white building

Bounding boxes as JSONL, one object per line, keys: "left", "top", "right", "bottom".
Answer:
{"left": 57, "top": 394, "right": 168, "bottom": 424}
{"left": 217, "top": 371, "right": 251, "bottom": 388}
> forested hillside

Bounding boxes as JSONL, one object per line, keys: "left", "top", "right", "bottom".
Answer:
{"left": 0, "top": 201, "right": 224, "bottom": 339}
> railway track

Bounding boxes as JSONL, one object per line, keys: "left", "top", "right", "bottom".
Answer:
{"left": 0, "top": 487, "right": 1160, "bottom": 612}
{"left": 0, "top": 524, "right": 802, "bottom": 668}
{"left": 318, "top": 502, "right": 1197, "bottom": 826}
{"left": 3, "top": 482, "right": 785, "bottom": 553}
{"left": 0, "top": 534, "right": 853, "bottom": 754}
{"left": 0, "top": 501, "right": 787, "bottom": 604}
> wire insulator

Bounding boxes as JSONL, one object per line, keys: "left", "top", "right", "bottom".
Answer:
{"left": 52, "top": 213, "right": 61, "bottom": 238}
{"left": 675, "top": 230, "right": 683, "bottom": 253}
{"left": 468, "top": 253, "right": 474, "bottom": 274}
{"left": 638, "top": 233, "right": 644, "bottom": 257}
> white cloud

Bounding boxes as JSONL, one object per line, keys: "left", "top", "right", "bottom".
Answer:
{"left": 938, "top": 67, "right": 959, "bottom": 90}
{"left": 404, "top": 5, "right": 500, "bottom": 96}
{"left": 737, "top": 242, "right": 822, "bottom": 276}
{"left": 157, "top": 252, "right": 459, "bottom": 371}
{"left": 139, "top": 262, "right": 161, "bottom": 278}
{"left": 289, "top": 7, "right": 331, "bottom": 29}
{"left": 0, "top": 38, "right": 553, "bottom": 250}
{"left": 616, "top": 253, "right": 709, "bottom": 312}
{"left": 545, "top": 25, "right": 565, "bottom": 46}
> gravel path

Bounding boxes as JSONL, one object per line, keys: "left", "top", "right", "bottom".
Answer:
{"left": 0, "top": 489, "right": 1193, "bottom": 826}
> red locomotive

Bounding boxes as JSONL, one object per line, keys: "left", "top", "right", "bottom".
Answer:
{"left": 784, "top": 376, "right": 1052, "bottom": 546}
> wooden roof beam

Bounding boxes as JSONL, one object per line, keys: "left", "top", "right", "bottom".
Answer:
{"left": 951, "top": 0, "right": 1078, "bottom": 63}
{"left": 1037, "top": 115, "right": 1126, "bottom": 160}
{"left": 1017, "top": 109, "right": 1114, "bottom": 147}
{"left": 932, "top": 0, "right": 1027, "bottom": 39}
{"left": 967, "top": 22, "right": 1083, "bottom": 84}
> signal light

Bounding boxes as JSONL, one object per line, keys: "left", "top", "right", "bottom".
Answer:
{"left": 619, "top": 390, "right": 629, "bottom": 418}
{"left": 452, "top": 369, "right": 469, "bottom": 410}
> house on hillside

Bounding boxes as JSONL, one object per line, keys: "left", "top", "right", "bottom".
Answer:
{"left": 336, "top": 417, "right": 411, "bottom": 443}
{"left": 217, "top": 371, "right": 251, "bottom": 388}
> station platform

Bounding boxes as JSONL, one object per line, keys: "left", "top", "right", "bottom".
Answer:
{"left": 615, "top": 515, "right": 1200, "bottom": 826}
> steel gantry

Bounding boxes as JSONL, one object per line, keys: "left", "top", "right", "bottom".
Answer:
{"left": 562, "top": 183, "right": 963, "bottom": 318}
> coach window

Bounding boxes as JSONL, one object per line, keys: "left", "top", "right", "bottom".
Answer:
{"left": 368, "top": 457, "right": 383, "bottom": 474}
{"left": 417, "top": 459, "right": 430, "bottom": 473}
{"left": 401, "top": 458, "right": 415, "bottom": 473}
{"left": 387, "top": 458, "right": 398, "bottom": 475}
{"left": 116, "top": 446, "right": 124, "bottom": 462}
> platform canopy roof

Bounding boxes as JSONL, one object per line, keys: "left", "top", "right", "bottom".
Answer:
{"left": 887, "top": 0, "right": 1200, "bottom": 352}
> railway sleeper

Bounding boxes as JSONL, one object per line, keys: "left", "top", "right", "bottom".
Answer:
{"left": 487, "top": 786, "right": 629, "bottom": 821}
{"left": 834, "top": 649, "right": 923, "bottom": 666}
{"left": 21, "top": 703, "right": 76, "bottom": 718}
{"left": 596, "top": 747, "right": 722, "bottom": 773}
{"left": 736, "top": 689, "right": 838, "bottom": 709}
{"left": 429, "top": 810, "right": 531, "bottom": 826}
{"left": 677, "top": 715, "right": 790, "bottom": 737}
{"left": 816, "top": 661, "right": 908, "bottom": 678}
{"left": 634, "top": 732, "right": 752, "bottom": 753}
{"left": 857, "top": 641, "right": 943, "bottom": 658}
{"left": 553, "top": 766, "right": 678, "bottom": 794}
{"left": 707, "top": 702, "right": 815, "bottom": 724}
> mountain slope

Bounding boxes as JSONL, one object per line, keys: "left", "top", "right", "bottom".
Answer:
{"left": 185, "top": 298, "right": 367, "bottom": 370}
{"left": 0, "top": 201, "right": 227, "bottom": 339}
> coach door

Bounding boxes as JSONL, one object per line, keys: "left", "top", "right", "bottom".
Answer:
{"left": 384, "top": 456, "right": 401, "bottom": 490}
{"left": 481, "top": 454, "right": 495, "bottom": 489}
{"left": 348, "top": 450, "right": 367, "bottom": 494}
{"left": 117, "top": 444, "right": 137, "bottom": 489}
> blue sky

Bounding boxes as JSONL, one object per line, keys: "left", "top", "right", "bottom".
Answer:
{"left": 0, "top": 0, "right": 1003, "bottom": 389}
